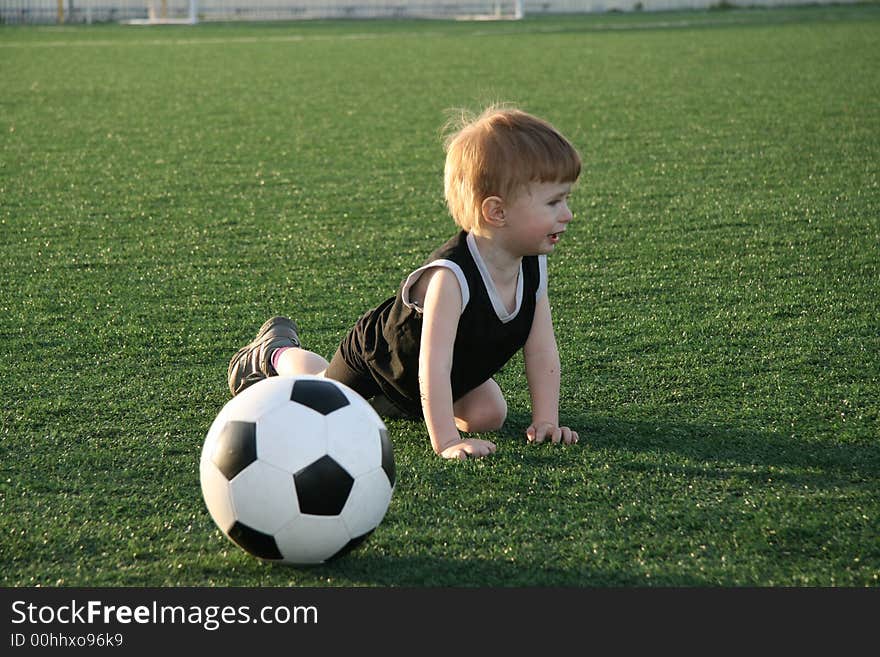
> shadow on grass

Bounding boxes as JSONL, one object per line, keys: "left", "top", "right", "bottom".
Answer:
{"left": 281, "top": 552, "right": 706, "bottom": 587}
{"left": 500, "top": 410, "right": 880, "bottom": 489}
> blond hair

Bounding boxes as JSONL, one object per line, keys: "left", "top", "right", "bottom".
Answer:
{"left": 443, "top": 105, "right": 581, "bottom": 232}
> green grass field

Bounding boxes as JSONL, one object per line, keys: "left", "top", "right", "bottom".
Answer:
{"left": 1, "top": 5, "right": 878, "bottom": 587}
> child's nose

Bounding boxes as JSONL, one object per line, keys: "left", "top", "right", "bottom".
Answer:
{"left": 562, "top": 203, "right": 573, "bottom": 223}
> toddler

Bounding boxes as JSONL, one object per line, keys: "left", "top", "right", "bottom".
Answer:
{"left": 228, "top": 106, "right": 581, "bottom": 460}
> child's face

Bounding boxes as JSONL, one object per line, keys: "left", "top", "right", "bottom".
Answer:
{"left": 501, "top": 181, "right": 574, "bottom": 255}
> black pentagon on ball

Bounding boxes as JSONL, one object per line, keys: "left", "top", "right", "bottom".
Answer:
{"left": 227, "top": 521, "right": 283, "bottom": 560}
{"left": 212, "top": 421, "right": 257, "bottom": 480}
{"left": 379, "top": 428, "right": 396, "bottom": 488}
{"left": 293, "top": 455, "right": 354, "bottom": 516}
{"left": 290, "top": 379, "right": 350, "bottom": 415}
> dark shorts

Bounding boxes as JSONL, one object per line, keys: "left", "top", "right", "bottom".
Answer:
{"left": 324, "top": 347, "right": 416, "bottom": 420}
{"left": 324, "top": 346, "right": 382, "bottom": 401}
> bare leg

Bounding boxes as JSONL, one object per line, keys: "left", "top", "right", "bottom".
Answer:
{"left": 453, "top": 378, "right": 507, "bottom": 433}
{"left": 276, "top": 347, "right": 328, "bottom": 377}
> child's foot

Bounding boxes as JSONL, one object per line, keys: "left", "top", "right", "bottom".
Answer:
{"left": 227, "top": 316, "right": 301, "bottom": 396}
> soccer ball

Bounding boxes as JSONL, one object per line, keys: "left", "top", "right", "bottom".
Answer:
{"left": 200, "top": 375, "right": 395, "bottom": 565}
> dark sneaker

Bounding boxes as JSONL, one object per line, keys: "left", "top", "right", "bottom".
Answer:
{"left": 227, "top": 316, "right": 301, "bottom": 396}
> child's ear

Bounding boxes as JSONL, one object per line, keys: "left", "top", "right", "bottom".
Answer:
{"left": 481, "top": 196, "right": 506, "bottom": 227}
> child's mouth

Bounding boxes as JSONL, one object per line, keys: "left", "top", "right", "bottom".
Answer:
{"left": 549, "top": 231, "right": 564, "bottom": 244}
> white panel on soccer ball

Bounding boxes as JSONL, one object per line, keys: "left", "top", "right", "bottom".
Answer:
{"left": 340, "top": 468, "right": 393, "bottom": 538}
{"left": 256, "top": 403, "right": 327, "bottom": 473}
{"left": 200, "top": 460, "right": 236, "bottom": 533}
{"left": 201, "top": 404, "right": 234, "bottom": 466}
{"left": 204, "top": 408, "right": 229, "bottom": 451}
{"left": 275, "top": 514, "right": 352, "bottom": 564}
{"left": 325, "top": 405, "right": 383, "bottom": 478}
{"left": 227, "top": 376, "right": 298, "bottom": 423}
{"left": 228, "top": 461, "right": 298, "bottom": 535}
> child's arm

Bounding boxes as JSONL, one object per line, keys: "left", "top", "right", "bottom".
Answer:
{"left": 523, "top": 294, "right": 579, "bottom": 445}
{"left": 418, "top": 267, "right": 497, "bottom": 460}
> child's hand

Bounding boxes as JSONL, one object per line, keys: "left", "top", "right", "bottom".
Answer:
{"left": 440, "top": 438, "right": 497, "bottom": 460}
{"left": 526, "top": 422, "right": 579, "bottom": 445}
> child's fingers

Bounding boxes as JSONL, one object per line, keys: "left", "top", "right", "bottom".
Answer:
{"left": 559, "top": 427, "right": 577, "bottom": 444}
{"left": 538, "top": 425, "right": 559, "bottom": 444}
{"left": 442, "top": 447, "right": 468, "bottom": 460}
{"left": 528, "top": 424, "right": 580, "bottom": 445}
{"left": 469, "top": 440, "right": 496, "bottom": 457}
{"left": 528, "top": 424, "right": 554, "bottom": 443}
{"left": 445, "top": 439, "right": 496, "bottom": 459}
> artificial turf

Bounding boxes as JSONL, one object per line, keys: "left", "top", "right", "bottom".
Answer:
{"left": 1, "top": 4, "right": 878, "bottom": 586}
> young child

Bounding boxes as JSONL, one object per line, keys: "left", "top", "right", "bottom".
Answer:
{"left": 228, "top": 106, "right": 581, "bottom": 460}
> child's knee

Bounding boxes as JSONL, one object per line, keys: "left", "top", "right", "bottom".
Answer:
{"left": 486, "top": 396, "right": 507, "bottom": 431}
{"left": 459, "top": 396, "right": 506, "bottom": 433}
{"left": 454, "top": 380, "right": 507, "bottom": 433}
